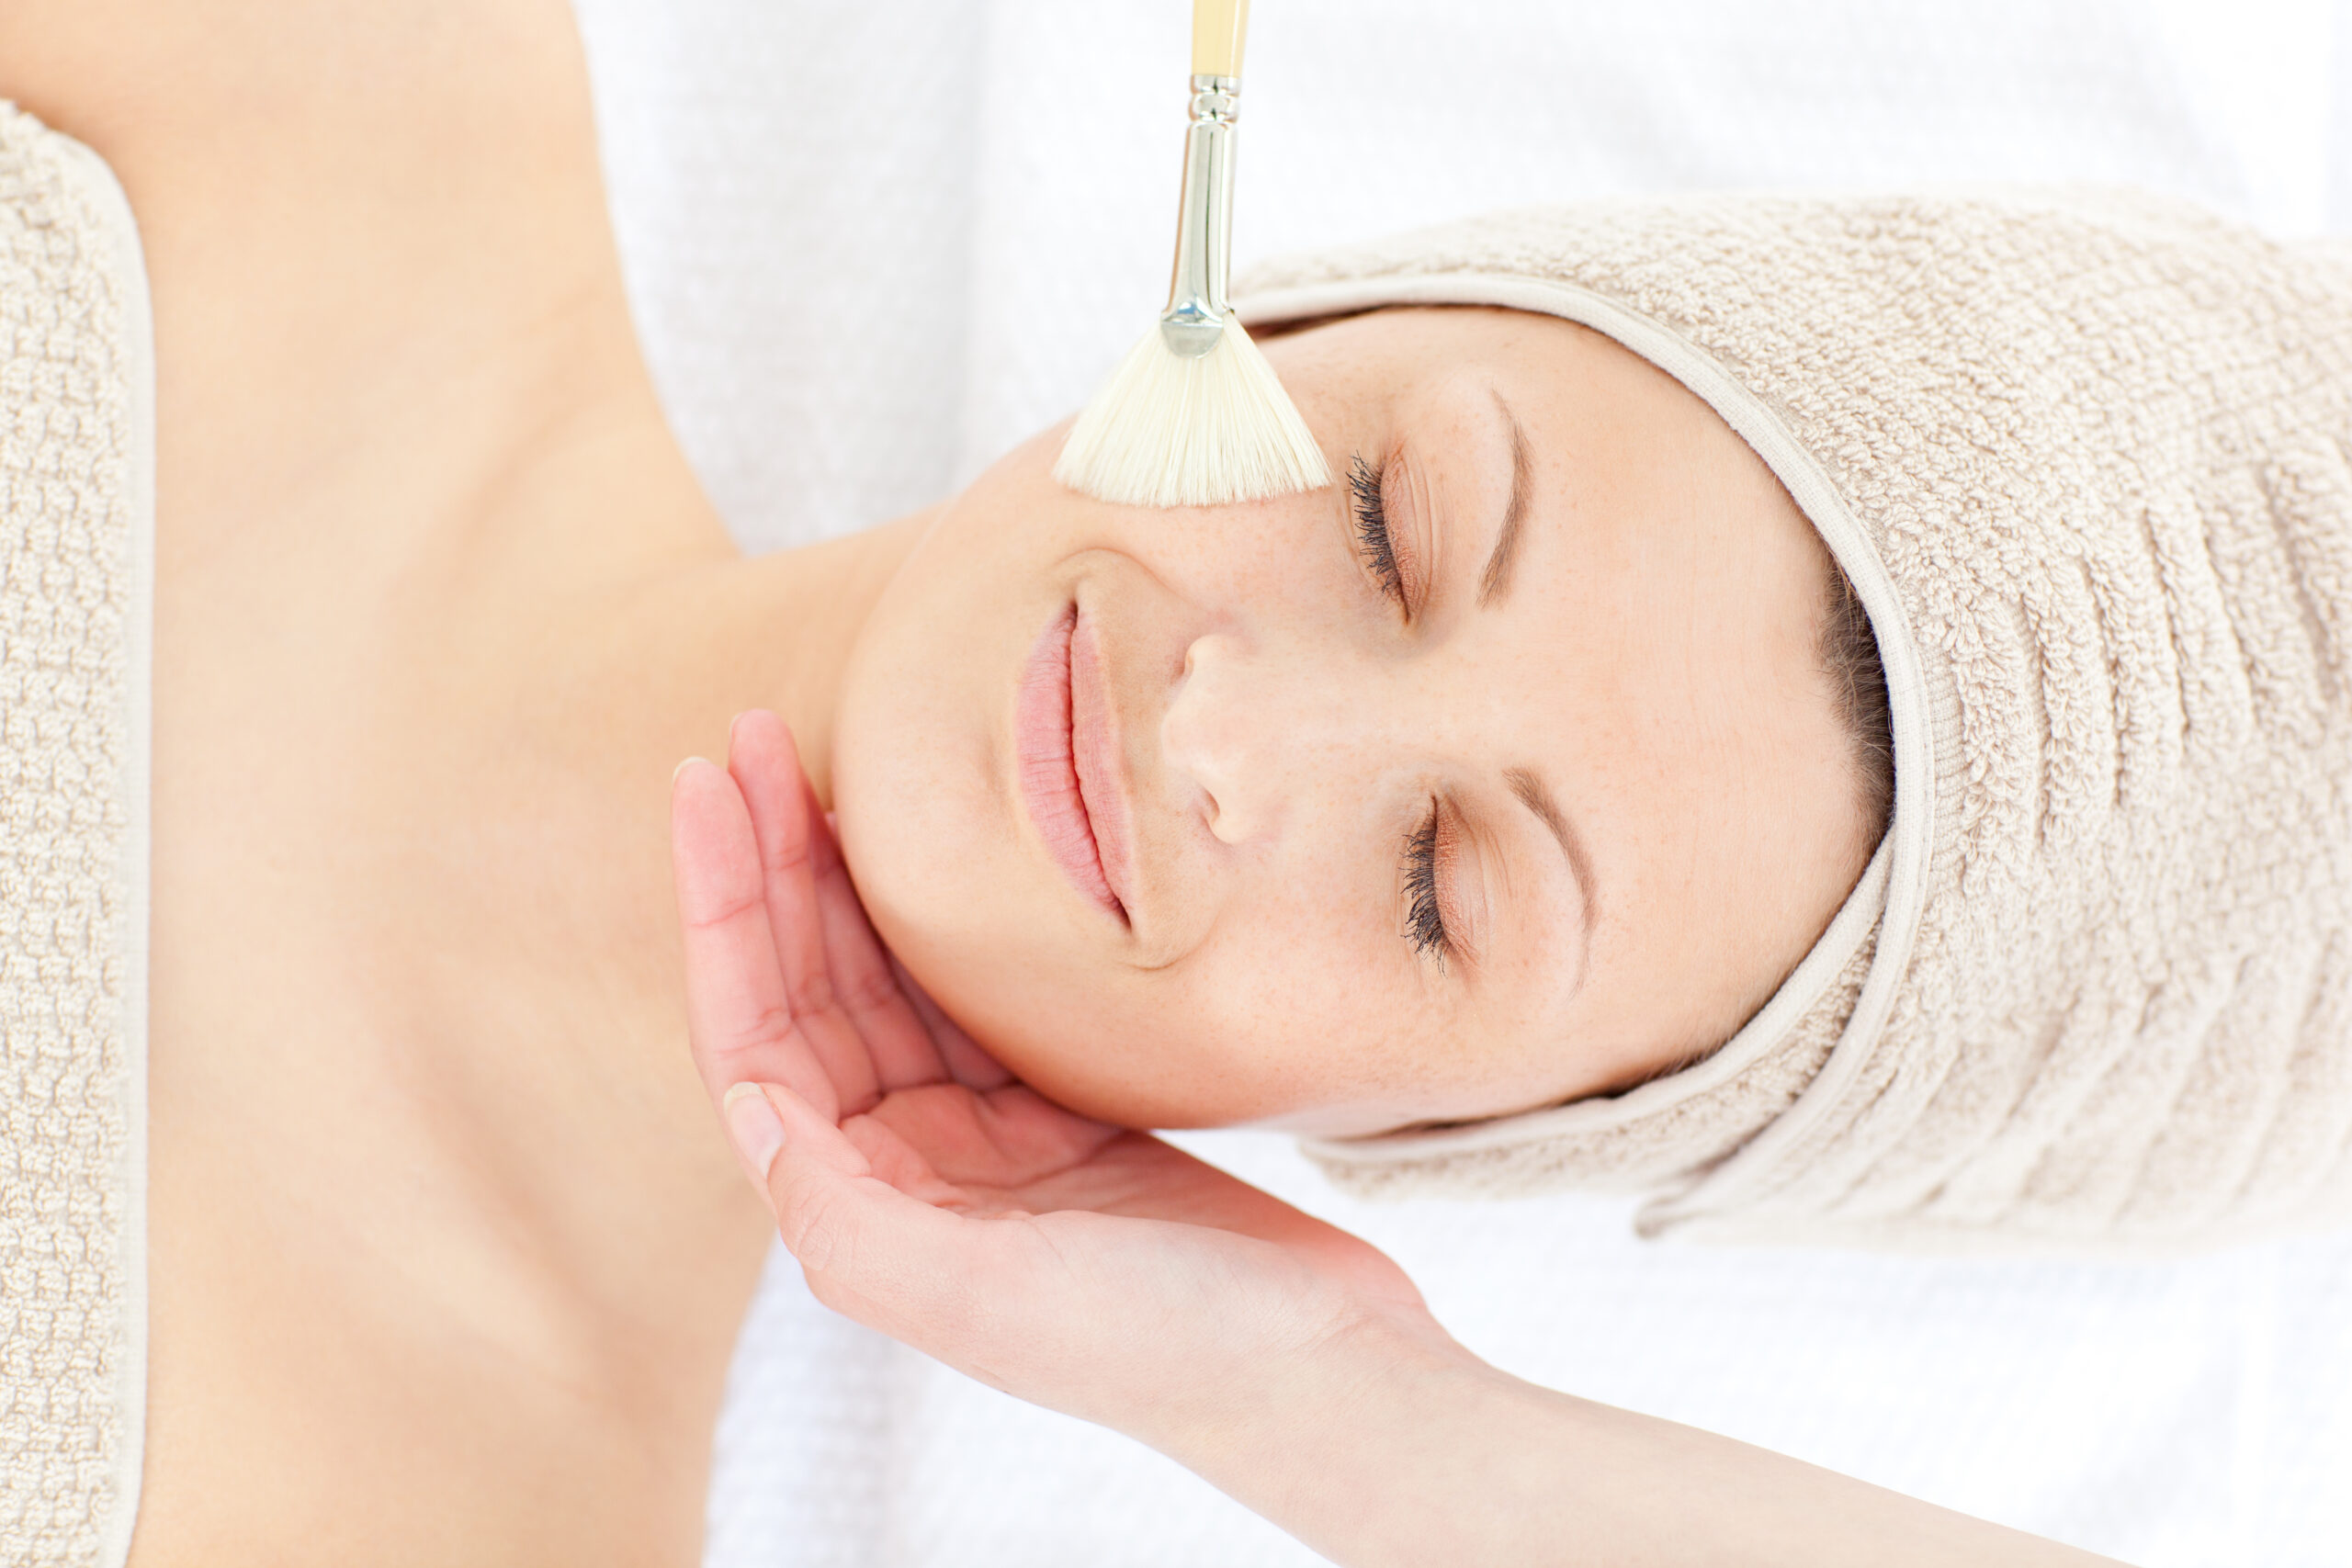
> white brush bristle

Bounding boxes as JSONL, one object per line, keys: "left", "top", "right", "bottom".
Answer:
{"left": 1053, "top": 319, "right": 1331, "bottom": 508}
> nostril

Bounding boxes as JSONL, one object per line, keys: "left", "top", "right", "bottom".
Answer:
{"left": 1182, "top": 629, "right": 1243, "bottom": 682}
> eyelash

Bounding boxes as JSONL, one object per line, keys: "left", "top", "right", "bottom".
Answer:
{"left": 1361, "top": 455, "right": 1446, "bottom": 963}
{"left": 1403, "top": 799, "right": 1451, "bottom": 964}
{"left": 1350, "top": 454, "right": 1404, "bottom": 608}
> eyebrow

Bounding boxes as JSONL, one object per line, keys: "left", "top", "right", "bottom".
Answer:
{"left": 1503, "top": 764, "right": 1598, "bottom": 980}
{"left": 1476, "top": 392, "right": 1532, "bottom": 607}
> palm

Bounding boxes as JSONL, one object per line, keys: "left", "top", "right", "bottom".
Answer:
{"left": 860, "top": 1081, "right": 1411, "bottom": 1303}
{"left": 671, "top": 712, "right": 1422, "bottom": 1401}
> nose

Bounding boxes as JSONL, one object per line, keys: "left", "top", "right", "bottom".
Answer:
{"left": 1161, "top": 630, "right": 1357, "bottom": 845}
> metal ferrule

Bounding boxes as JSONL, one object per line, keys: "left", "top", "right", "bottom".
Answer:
{"left": 1159, "top": 73, "right": 1243, "bottom": 358}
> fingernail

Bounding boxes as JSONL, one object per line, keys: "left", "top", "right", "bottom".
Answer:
{"left": 722, "top": 1082, "right": 786, "bottom": 1180}
{"left": 673, "top": 755, "right": 712, "bottom": 784}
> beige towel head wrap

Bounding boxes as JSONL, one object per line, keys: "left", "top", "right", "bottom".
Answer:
{"left": 1243, "top": 191, "right": 2352, "bottom": 1253}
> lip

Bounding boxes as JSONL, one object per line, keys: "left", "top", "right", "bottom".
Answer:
{"left": 1015, "top": 605, "right": 1132, "bottom": 922}
{"left": 1068, "top": 605, "right": 1138, "bottom": 916}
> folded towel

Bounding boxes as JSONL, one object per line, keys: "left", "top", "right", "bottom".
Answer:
{"left": 1250, "top": 191, "right": 2352, "bottom": 1253}
{"left": 0, "top": 104, "right": 156, "bottom": 1568}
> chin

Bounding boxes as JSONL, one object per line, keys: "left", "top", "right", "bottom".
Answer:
{"left": 827, "top": 554, "right": 1087, "bottom": 1105}
{"left": 832, "top": 781, "right": 1199, "bottom": 1131}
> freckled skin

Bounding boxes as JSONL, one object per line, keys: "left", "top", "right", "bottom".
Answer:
{"left": 833, "top": 308, "right": 1873, "bottom": 1138}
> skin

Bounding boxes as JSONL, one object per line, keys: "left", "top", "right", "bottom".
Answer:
{"left": 0, "top": 2, "right": 2080, "bottom": 1566}
{"left": 673, "top": 715, "right": 2120, "bottom": 1568}
{"left": 836, "top": 306, "right": 1871, "bottom": 1137}
{"left": 5, "top": 4, "right": 851, "bottom": 1561}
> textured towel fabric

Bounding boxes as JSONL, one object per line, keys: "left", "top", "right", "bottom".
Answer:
{"left": 563, "top": 7, "right": 2352, "bottom": 1565}
{"left": 1247, "top": 192, "right": 2352, "bottom": 1252}
{"left": 577, "top": 0, "right": 2350, "bottom": 560}
{"left": 0, "top": 106, "right": 155, "bottom": 1568}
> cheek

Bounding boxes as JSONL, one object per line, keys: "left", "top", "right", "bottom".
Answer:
{"left": 1117, "top": 870, "right": 1459, "bottom": 1128}
{"left": 1162, "top": 919, "right": 1417, "bottom": 1117}
{"left": 1145, "top": 864, "right": 1592, "bottom": 1134}
{"left": 887, "top": 858, "right": 1430, "bottom": 1132}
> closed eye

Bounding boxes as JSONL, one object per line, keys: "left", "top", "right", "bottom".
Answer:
{"left": 1350, "top": 455, "right": 1404, "bottom": 610}
{"left": 1402, "top": 796, "right": 1451, "bottom": 964}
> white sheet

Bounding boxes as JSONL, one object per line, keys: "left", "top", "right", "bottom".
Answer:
{"left": 568, "top": 4, "right": 2352, "bottom": 1562}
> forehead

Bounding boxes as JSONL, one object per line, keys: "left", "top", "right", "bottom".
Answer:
{"left": 1282, "top": 304, "right": 1834, "bottom": 690}
{"left": 1285, "top": 305, "right": 1724, "bottom": 448}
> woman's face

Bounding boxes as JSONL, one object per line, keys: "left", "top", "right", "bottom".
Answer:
{"left": 831, "top": 307, "right": 1870, "bottom": 1137}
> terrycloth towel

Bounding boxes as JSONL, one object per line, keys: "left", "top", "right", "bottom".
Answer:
{"left": 578, "top": 0, "right": 2352, "bottom": 560}
{"left": 0, "top": 105, "right": 155, "bottom": 1568}
{"left": 567, "top": 6, "right": 2352, "bottom": 1563}
{"left": 1251, "top": 191, "right": 2352, "bottom": 1253}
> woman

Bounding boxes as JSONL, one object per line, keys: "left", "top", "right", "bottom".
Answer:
{"left": 0, "top": 1, "right": 1888, "bottom": 1558}
{"left": 6, "top": 0, "right": 2342, "bottom": 1564}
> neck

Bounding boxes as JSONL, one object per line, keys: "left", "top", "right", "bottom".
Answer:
{"left": 493, "top": 494, "right": 933, "bottom": 1279}
{"left": 372, "top": 462, "right": 932, "bottom": 1540}
{"left": 632, "top": 508, "right": 935, "bottom": 804}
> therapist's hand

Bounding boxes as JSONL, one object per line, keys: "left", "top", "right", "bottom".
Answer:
{"left": 672, "top": 710, "right": 2131, "bottom": 1568}
{"left": 669, "top": 709, "right": 1440, "bottom": 1449}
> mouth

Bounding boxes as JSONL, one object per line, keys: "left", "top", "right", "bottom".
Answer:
{"left": 1015, "top": 604, "right": 1133, "bottom": 924}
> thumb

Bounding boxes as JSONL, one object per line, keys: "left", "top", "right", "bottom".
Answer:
{"left": 719, "top": 1085, "right": 1368, "bottom": 1442}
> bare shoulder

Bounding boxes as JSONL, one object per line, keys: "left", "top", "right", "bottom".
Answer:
{"left": 0, "top": 0, "right": 587, "bottom": 183}
{"left": 0, "top": 0, "right": 610, "bottom": 323}
{"left": 0, "top": 0, "right": 641, "bottom": 570}
{"left": 0, "top": 0, "right": 184, "bottom": 152}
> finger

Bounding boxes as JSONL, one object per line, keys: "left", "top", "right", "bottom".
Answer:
{"left": 799, "top": 774, "right": 953, "bottom": 1091}
{"left": 863, "top": 1080, "right": 1119, "bottom": 1190}
{"left": 741, "top": 1082, "right": 1014, "bottom": 1361}
{"left": 1033, "top": 1134, "right": 1426, "bottom": 1312}
{"left": 890, "top": 954, "right": 1015, "bottom": 1090}
{"left": 670, "top": 760, "right": 842, "bottom": 1120}
{"left": 726, "top": 712, "right": 884, "bottom": 1112}
{"left": 840, "top": 1111, "right": 967, "bottom": 1208}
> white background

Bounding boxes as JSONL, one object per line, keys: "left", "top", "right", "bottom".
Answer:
{"left": 567, "top": 5, "right": 2352, "bottom": 1563}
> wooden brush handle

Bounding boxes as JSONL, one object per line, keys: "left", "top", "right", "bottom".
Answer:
{"left": 1193, "top": 0, "right": 1250, "bottom": 78}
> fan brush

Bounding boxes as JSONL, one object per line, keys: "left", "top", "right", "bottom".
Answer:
{"left": 1053, "top": 0, "right": 1330, "bottom": 509}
